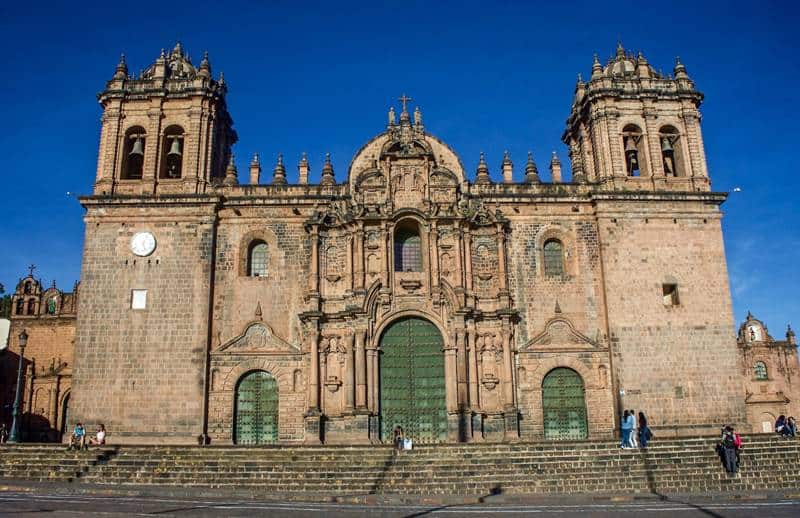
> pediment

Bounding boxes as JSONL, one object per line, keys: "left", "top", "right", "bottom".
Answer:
{"left": 355, "top": 169, "right": 386, "bottom": 189}
{"left": 215, "top": 322, "right": 299, "bottom": 354}
{"left": 523, "top": 317, "right": 597, "bottom": 351}
{"left": 430, "top": 168, "right": 459, "bottom": 186}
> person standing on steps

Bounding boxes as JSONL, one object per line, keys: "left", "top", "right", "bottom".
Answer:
{"left": 717, "top": 425, "right": 741, "bottom": 473}
{"left": 787, "top": 417, "right": 797, "bottom": 438}
{"left": 620, "top": 410, "right": 632, "bottom": 449}
{"left": 638, "top": 412, "right": 652, "bottom": 448}
{"left": 628, "top": 409, "right": 639, "bottom": 448}
{"left": 392, "top": 425, "right": 404, "bottom": 452}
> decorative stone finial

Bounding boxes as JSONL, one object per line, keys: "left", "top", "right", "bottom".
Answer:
{"left": 616, "top": 41, "right": 625, "bottom": 58}
{"left": 159, "top": 48, "right": 166, "bottom": 60}
{"left": 388, "top": 106, "right": 396, "bottom": 126}
{"left": 298, "top": 152, "right": 309, "bottom": 185}
{"left": 218, "top": 72, "right": 225, "bottom": 86}
{"left": 501, "top": 151, "right": 513, "bottom": 184}
{"left": 674, "top": 56, "right": 689, "bottom": 79}
{"left": 223, "top": 153, "right": 238, "bottom": 186}
{"left": 788, "top": 325, "right": 796, "bottom": 345}
{"left": 550, "top": 151, "right": 562, "bottom": 183}
{"left": 320, "top": 152, "right": 336, "bottom": 185}
{"left": 113, "top": 53, "right": 128, "bottom": 80}
{"left": 255, "top": 301, "right": 262, "bottom": 319}
{"left": 747, "top": 310, "right": 753, "bottom": 320}
{"left": 272, "top": 153, "right": 287, "bottom": 185}
{"left": 475, "top": 152, "right": 491, "bottom": 184}
{"left": 554, "top": 301, "right": 562, "bottom": 314}
{"left": 414, "top": 106, "right": 423, "bottom": 126}
{"left": 525, "top": 151, "right": 540, "bottom": 184}
{"left": 249, "top": 153, "right": 261, "bottom": 185}
{"left": 591, "top": 54, "right": 603, "bottom": 79}
{"left": 173, "top": 41, "right": 184, "bottom": 57}
{"left": 198, "top": 51, "right": 211, "bottom": 78}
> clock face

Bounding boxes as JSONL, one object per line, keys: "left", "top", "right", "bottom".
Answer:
{"left": 130, "top": 232, "right": 156, "bottom": 257}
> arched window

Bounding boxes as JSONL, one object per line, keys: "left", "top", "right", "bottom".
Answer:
{"left": 160, "top": 125, "right": 185, "bottom": 179}
{"left": 26, "top": 299, "right": 36, "bottom": 315}
{"left": 622, "top": 124, "right": 645, "bottom": 177}
{"left": 659, "top": 126, "right": 684, "bottom": 177}
{"left": 543, "top": 239, "right": 565, "bottom": 277}
{"left": 248, "top": 241, "right": 268, "bottom": 277}
{"left": 23, "top": 281, "right": 32, "bottom": 294}
{"left": 121, "top": 126, "right": 146, "bottom": 180}
{"left": 394, "top": 224, "right": 422, "bottom": 272}
{"left": 754, "top": 361, "right": 768, "bottom": 381}
{"left": 15, "top": 299, "right": 24, "bottom": 315}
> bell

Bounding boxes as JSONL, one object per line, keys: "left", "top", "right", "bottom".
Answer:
{"left": 661, "top": 137, "right": 674, "bottom": 153}
{"left": 624, "top": 136, "right": 637, "bottom": 152}
{"left": 129, "top": 137, "right": 144, "bottom": 157}
{"left": 167, "top": 138, "right": 182, "bottom": 158}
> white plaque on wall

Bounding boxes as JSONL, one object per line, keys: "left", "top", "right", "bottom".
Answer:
{"left": 131, "top": 289, "right": 147, "bottom": 309}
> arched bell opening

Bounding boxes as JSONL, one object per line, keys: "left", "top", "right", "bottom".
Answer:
{"left": 160, "top": 125, "right": 185, "bottom": 179}
{"left": 378, "top": 317, "right": 447, "bottom": 443}
{"left": 659, "top": 125, "right": 685, "bottom": 177}
{"left": 233, "top": 370, "right": 279, "bottom": 445}
{"left": 542, "top": 367, "right": 588, "bottom": 440}
{"left": 621, "top": 124, "right": 647, "bottom": 177}
{"left": 121, "top": 126, "right": 146, "bottom": 180}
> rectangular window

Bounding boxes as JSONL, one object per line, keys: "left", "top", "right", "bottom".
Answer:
{"left": 131, "top": 289, "right": 147, "bottom": 309}
{"left": 662, "top": 283, "right": 679, "bottom": 306}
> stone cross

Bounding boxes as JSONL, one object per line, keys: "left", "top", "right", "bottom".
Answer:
{"left": 28, "top": 264, "right": 36, "bottom": 277}
{"left": 398, "top": 94, "right": 412, "bottom": 113}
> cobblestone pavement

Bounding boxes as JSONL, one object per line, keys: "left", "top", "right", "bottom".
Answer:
{"left": 1, "top": 491, "right": 800, "bottom": 517}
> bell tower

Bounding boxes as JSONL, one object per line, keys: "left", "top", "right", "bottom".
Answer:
{"left": 93, "top": 43, "right": 237, "bottom": 196}
{"left": 563, "top": 44, "right": 709, "bottom": 191}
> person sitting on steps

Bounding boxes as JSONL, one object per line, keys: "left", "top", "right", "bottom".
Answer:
{"left": 68, "top": 422, "right": 87, "bottom": 451}
{"left": 88, "top": 424, "right": 106, "bottom": 446}
{"left": 392, "top": 425, "right": 404, "bottom": 452}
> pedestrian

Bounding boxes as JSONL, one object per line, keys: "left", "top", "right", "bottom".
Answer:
{"left": 628, "top": 409, "right": 638, "bottom": 448}
{"left": 787, "top": 417, "right": 797, "bottom": 438}
{"left": 0, "top": 423, "right": 7, "bottom": 444}
{"left": 89, "top": 424, "right": 106, "bottom": 446}
{"left": 392, "top": 425, "right": 404, "bottom": 452}
{"left": 620, "top": 410, "right": 632, "bottom": 449}
{"left": 717, "top": 425, "right": 740, "bottom": 473}
{"left": 638, "top": 412, "right": 652, "bottom": 448}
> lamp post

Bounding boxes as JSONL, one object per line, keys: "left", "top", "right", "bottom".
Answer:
{"left": 8, "top": 329, "right": 28, "bottom": 443}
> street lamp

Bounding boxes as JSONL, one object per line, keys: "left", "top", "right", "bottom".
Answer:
{"left": 8, "top": 329, "right": 28, "bottom": 443}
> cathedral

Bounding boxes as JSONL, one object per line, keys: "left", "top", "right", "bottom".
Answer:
{"left": 4, "top": 43, "right": 797, "bottom": 445}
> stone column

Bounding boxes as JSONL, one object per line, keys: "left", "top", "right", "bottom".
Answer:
{"left": 501, "top": 324, "right": 514, "bottom": 408}
{"left": 344, "top": 333, "right": 355, "bottom": 412}
{"left": 683, "top": 111, "right": 707, "bottom": 178}
{"left": 463, "top": 227, "right": 473, "bottom": 294}
{"left": 346, "top": 233, "right": 354, "bottom": 292}
{"left": 430, "top": 221, "right": 440, "bottom": 288}
{"left": 605, "top": 111, "right": 624, "bottom": 178}
{"left": 456, "top": 328, "right": 468, "bottom": 407}
{"left": 444, "top": 338, "right": 458, "bottom": 413}
{"left": 355, "top": 222, "right": 365, "bottom": 290}
{"left": 495, "top": 224, "right": 507, "bottom": 293}
{"left": 307, "top": 326, "right": 320, "bottom": 412}
{"left": 310, "top": 225, "right": 320, "bottom": 294}
{"left": 467, "top": 321, "right": 479, "bottom": 409}
{"left": 355, "top": 329, "right": 367, "bottom": 409}
{"left": 366, "top": 345, "right": 377, "bottom": 412}
{"left": 644, "top": 111, "right": 664, "bottom": 177}
{"left": 382, "top": 222, "right": 391, "bottom": 289}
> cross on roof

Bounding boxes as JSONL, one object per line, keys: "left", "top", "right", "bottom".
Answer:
{"left": 398, "top": 94, "right": 413, "bottom": 113}
{"left": 28, "top": 264, "right": 36, "bottom": 277}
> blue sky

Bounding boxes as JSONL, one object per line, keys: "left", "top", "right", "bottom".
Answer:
{"left": 0, "top": 1, "right": 797, "bottom": 335}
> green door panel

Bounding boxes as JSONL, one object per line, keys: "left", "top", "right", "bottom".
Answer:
{"left": 542, "top": 367, "right": 588, "bottom": 440}
{"left": 380, "top": 317, "right": 447, "bottom": 443}
{"left": 235, "top": 370, "right": 279, "bottom": 445}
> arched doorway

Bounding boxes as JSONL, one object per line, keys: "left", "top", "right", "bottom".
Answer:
{"left": 542, "top": 367, "right": 588, "bottom": 440}
{"left": 59, "top": 393, "right": 70, "bottom": 440}
{"left": 380, "top": 317, "right": 447, "bottom": 442}
{"left": 234, "top": 371, "right": 279, "bottom": 445}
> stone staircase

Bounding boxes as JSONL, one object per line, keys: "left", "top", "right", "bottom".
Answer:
{"left": 1, "top": 435, "right": 798, "bottom": 496}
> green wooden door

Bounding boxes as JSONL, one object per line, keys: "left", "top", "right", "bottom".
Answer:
{"left": 380, "top": 317, "right": 447, "bottom": 442}
{"left": 235, "top": 371, "right": 279, "bottom": 445}
{"left": 542, "top": 367, "right": 588, "bottom": 440}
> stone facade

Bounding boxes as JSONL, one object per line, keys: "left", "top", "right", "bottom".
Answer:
{"left": 737, "top": 313, "right": 800, "bottom": 432}
{"left": 0, "top": 272, "right": 76, "bottom": 441}
{"left": 47, "top": 42, "right": 797, "bottom": 445}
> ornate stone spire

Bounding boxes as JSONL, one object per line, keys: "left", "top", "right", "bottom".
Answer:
{"left": 388, "top": 106, "right": 396, "bottom": 126}
{"left": 616, "top": 41, "right": 625, "bottom": 59}
{"left": 223, "top": 153, "right": 238, "bottom": 186}
{"left": 525, "top": 151, "right": 540, "bottom": 184}
{"left": 475, "top": 152, "right": 491, "bottom": 184}
{"left": 414, "top": 106, "right": 423, "bottom": 126}
{"left": 320, "top": 153, "right": 336, "bottom": 185}
{"left": 249, "top": 153, "right": 261, "bottom": 184}
{"left": 298, "top": 152, "right": 309, "bottom": 185}
{"left": 674, "top": 56, "right": 689, "bottom": 80}
{"left": 113, "top": 54, "right": 128, "bottom": 80}
{"left": 502, "top": 150, "right": 513, "bottom": 183}
{"left": 787, "top": 324, "right": 796, "bottom": 345}
{"left": 591, "top": 54, "right": 603, "bottom": 79}
{"left": 550, "top": 151, "right": 562, "bottom": 183}
{"left": 197, "top": 51, "right": 211, "bottom": 79}
{"left": 272, "top": 153, "right": 287, "bottom": 185}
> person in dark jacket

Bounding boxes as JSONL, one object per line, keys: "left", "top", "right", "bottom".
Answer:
{"left": 638, "top": 412, "right": 652, "bottom": 448}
